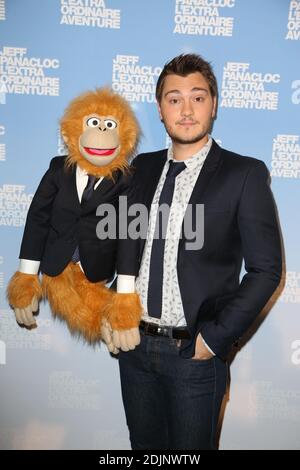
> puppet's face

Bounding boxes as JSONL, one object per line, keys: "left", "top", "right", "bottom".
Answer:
{"left": 61, "top": 88, "right": 139, "bottom": 178}
{"left": 79, "top": 114, "right": 120, "bottom": 167}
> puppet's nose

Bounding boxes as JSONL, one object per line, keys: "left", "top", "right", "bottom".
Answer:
{"left": 98, "top": 126, "right": 107, "bottom": 132}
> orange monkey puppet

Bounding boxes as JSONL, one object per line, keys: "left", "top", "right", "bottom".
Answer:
{"left": 7, "top": 88, "right": 142, "bottom": 350}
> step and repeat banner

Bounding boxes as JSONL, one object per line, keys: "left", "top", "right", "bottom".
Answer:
{"left": 0, "top": 0, "right": 299, "bottom": 450}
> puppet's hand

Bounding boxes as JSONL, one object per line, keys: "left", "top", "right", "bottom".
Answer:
{"left": 101, "top": 318, "right": 119, "bottom": 355}
{"left": 7, "top": 272, "right": 42, "bottom": 327}
{"left": 14, "top": 296, "right": 39, "bottom": 327}
{"left": 112, "top": 327, "right": 140, "bottom": 351}
{"left": 104, "top": 292, "right": 142, "bottom": 351}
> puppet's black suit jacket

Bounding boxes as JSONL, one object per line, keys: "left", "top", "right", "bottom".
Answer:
{"left": 117, "top": 140, "right": 283, "bottom": 360}
{"left": 19, "top": 156, "right": 130, "bottom": 282}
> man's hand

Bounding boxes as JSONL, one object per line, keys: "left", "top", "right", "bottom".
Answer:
{"left": 192, "top": 333, "right": 214, "bottom": 360}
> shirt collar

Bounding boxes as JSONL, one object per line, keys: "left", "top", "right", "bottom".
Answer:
{"left": 76, "top": 164, "right": 88, "bottom": 177}
{"left": 167, "top": 136, "right": 213, "bottom": 170}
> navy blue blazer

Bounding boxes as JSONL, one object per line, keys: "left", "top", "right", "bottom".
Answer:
{"left": 19, "top": 156, "right": 131, "bottom": 282}
{"left": 117, "top": 140, "right": 282, "bottom": 360}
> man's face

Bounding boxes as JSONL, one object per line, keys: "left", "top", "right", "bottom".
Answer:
{"left": 158, "top": 72, "right": 217, "bottom": 145}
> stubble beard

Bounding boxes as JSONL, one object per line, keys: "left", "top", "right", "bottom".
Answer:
{"left": 164, "top": 120, "right": 213, "bottom": 146}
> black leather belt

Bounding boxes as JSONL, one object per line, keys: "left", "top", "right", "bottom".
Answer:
{"left": 139, "top": 320, "right": 191, "bottom": 340}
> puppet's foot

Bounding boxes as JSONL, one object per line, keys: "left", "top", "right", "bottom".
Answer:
{"left": 42, "top": 263, "right": 112, "bottom": 343}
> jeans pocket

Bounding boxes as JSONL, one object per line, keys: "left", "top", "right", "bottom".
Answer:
{"left": 185, "top": 356, "right": 215, "bottom": 365}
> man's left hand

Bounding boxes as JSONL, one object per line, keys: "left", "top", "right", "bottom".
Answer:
{"left": 192, "top": 333, "right": 214, "bottom": 360}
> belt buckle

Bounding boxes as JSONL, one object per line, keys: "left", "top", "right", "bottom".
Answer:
{"left": 157, "top": 326, "right": 165, "bottom": 336}
{"left": 141, "top": 321, "right": 173, "bottom": 338}
{"left": 157, "top": 325, "right": 172, "bottom": 338}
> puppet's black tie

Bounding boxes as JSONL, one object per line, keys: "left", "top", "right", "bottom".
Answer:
{"left": 71, "top": 175, "right": 98, "bottom": 263}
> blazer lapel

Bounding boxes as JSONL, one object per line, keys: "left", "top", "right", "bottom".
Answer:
{"left": 80, "top": 176, "right": 115, "bottom": 213}
{"left": 178, "top": 139, "right": 223, "bottom": 249}
{"left": 188, "top": 139, "right": 222, "bottom": 205}
{"left": 143, "top": 149, "right": 168, "bottom": 209}
{"left": 139, "top": 149, "right": 168, "bottom": 256}
{"left": 65, "top": 165, "right": 81, "bottom": 211}
{"left": 143, "top": 142, "right": 222, "bottom": 209}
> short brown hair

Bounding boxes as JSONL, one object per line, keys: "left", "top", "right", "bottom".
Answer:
{"left": 155, "top": 53, "right": 218, "bottom": 103}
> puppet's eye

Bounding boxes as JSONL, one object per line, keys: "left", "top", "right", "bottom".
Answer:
{"left": 104, "top": 119, "right": 117, "bottom": 129}
{"left": 87, "top": 117, "right": 100, "bottom": 127}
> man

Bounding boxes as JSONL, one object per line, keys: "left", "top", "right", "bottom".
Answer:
{"left": 112, "top": 54, "right": 282, "bottom": 450}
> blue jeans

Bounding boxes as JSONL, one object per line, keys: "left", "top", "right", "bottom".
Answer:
{"left": 118, "top": 331, "right": 228, "bottom": 450}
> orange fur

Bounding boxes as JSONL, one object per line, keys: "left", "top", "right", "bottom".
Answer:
{"left": 42, "top": 263, "right": 114, "bottom": 343}
{"left": 7, "top": 271, "right": 42, "bottom": 308}
{"left": 104, "top": 292, "right": 142, "bottom": 330}
{"left": 61, "top": 88, "right": 140, "bottom": 179}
